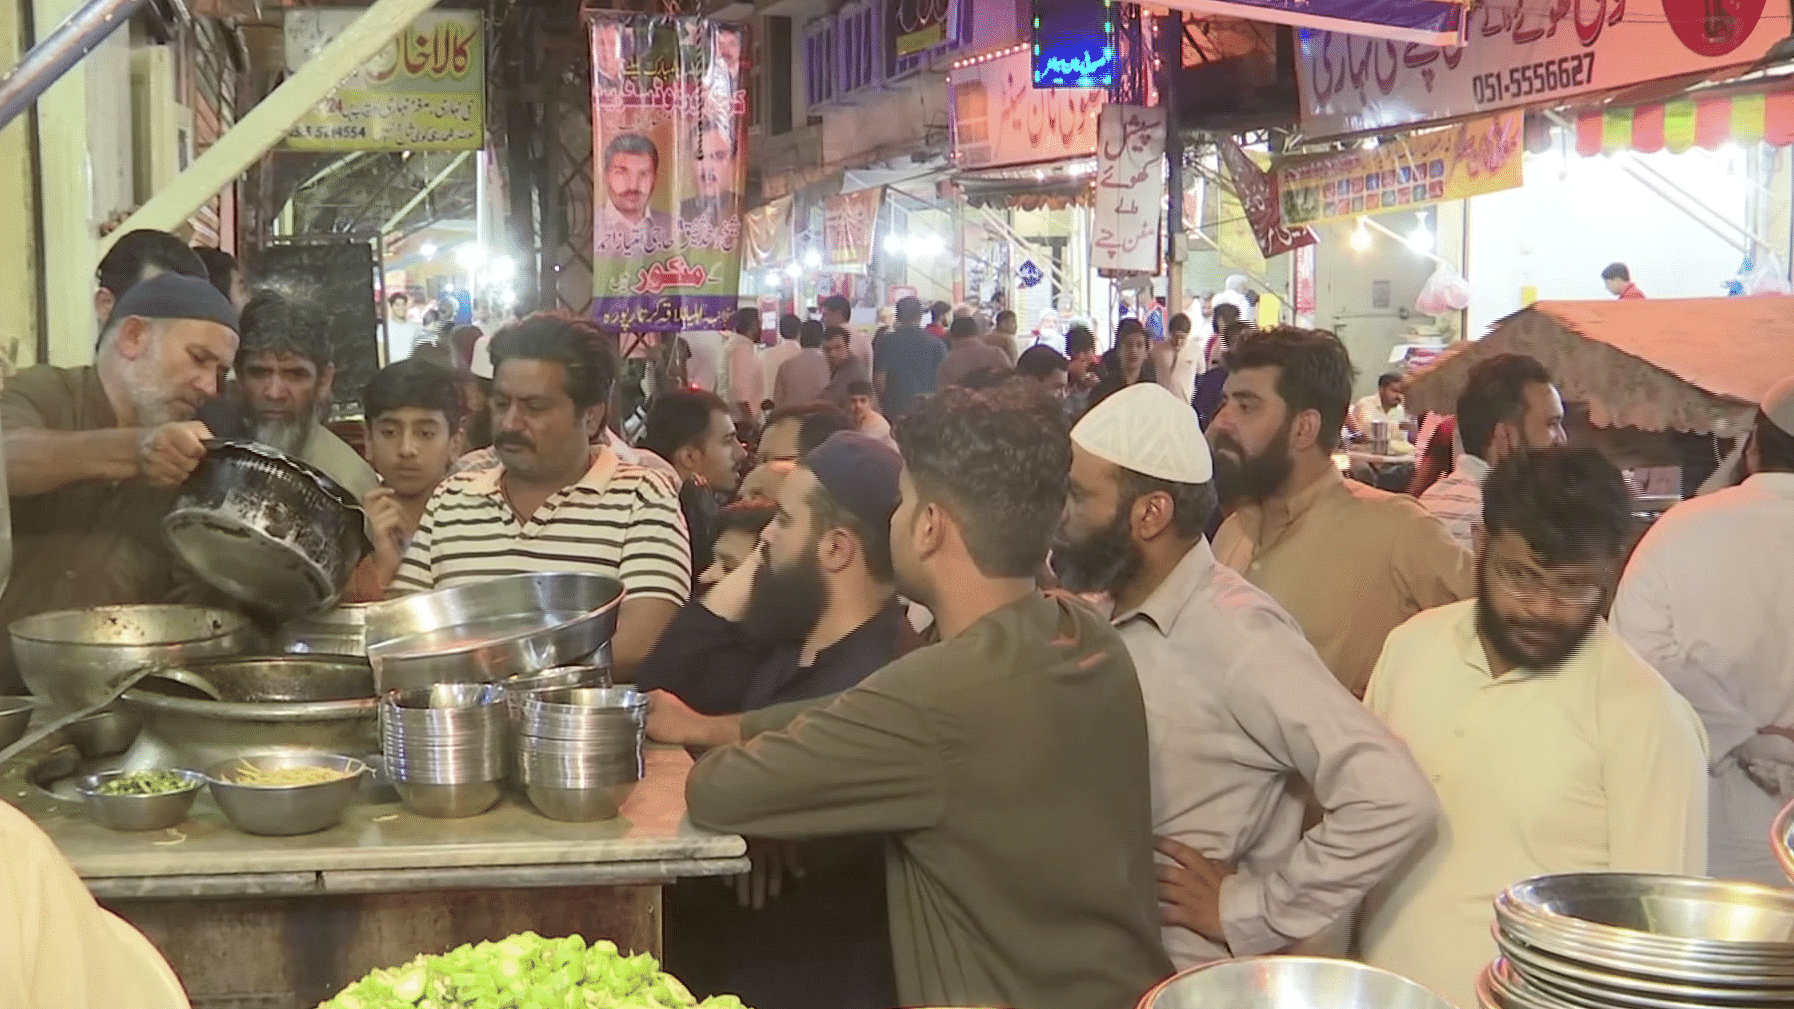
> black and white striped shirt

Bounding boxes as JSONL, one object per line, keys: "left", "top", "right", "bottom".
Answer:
{"left": 392, "top": 447, "right": 691, "bottom": 606}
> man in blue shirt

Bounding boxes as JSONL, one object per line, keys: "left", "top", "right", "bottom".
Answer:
{"left": 872, "top": 296, "right": 946, "bottom": 419}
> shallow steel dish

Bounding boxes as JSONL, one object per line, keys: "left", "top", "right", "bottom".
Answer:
{"left": 0, "top": 695, "right": 32, "bottom": 749}
{"left": 1499, "top": 873, "right": 1794, "bottom": 954}
{"left": 1774, "top": 797, "right": 1794, "bottom": 887}
{"left": 1138, "top": 956, "right": 1455, "bottom": 1009}
{"left": 117, "top": 656, "right": 377, "bottom": 772}
{"left": 11, "top": 604, "right": 255, "bottom": 714}
{"left": 366, "top": 574, "right": 623, "bottom": 692}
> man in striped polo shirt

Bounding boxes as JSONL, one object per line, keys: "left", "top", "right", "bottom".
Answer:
{"left": 391, "top": 313, "right": 691, "bottom": 677}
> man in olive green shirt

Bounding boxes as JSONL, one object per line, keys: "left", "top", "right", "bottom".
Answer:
{"left": 0, "top": 274, "right": 240, "bottom": 694}
{"left": 649, "top": 385, "right": 1172, "bottom": 1009}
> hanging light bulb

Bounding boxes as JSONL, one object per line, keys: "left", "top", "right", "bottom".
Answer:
{"left": 1350, "top": 218, "right": 1372, "bottom": 253}
{"left": 804, "top": 249, "right": 823, "bottom": 268}
{"left": 1406, "top": 211, "right": 1433, "bottom": 255}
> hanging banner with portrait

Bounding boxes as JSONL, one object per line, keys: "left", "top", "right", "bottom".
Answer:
{"left": 589, "top": 13, "right": 747, "bottom": 333}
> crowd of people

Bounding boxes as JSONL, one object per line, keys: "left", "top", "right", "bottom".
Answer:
{"left": 6, "top": 232, "right": 1794, "bottom": 1009}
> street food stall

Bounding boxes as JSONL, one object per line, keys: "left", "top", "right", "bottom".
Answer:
{"left": 1403, "top": 297, "right": 1794, "bottom": 506}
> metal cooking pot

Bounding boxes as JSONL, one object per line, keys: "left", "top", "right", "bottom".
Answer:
{"left": 163, "top": 439, "right": 371, "bottom": 619}
{"left": 116, "top": 655, "right": 377, "bottom": 772}
{"left": 366, "top": 573, "right": 623, "bottom": 693}
{"left": 270, "top": 602, "right": 373, "bottom": 657}
{"left": 11, "top": 604, "right": 255, "bottom": 714}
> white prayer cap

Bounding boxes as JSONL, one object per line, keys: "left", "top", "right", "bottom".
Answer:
{"left": 1764, "top": 374, "right": 1794, "bottom": 437}
{"left": 1071, "top": 383, "right": 1213, "bottom": 484}
{"left": 470, "top": 332, "right": 494, "bottom": 379}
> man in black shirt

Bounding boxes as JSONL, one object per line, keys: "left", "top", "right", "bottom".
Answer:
{"left": 638, "top": 431, "right": 916, "bottom": 1009}
{"left": 641, "top": 389, "right": 745, "bottom": 575}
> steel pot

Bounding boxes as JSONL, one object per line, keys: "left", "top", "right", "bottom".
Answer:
{"left": 163, "top": 439, "right": 371, "bottom": 619}
{"left": 270, "top": 602, "right": 373, "bottom": 657}
{"left": 11, "top": 604, "right": 255, "bottom": 714}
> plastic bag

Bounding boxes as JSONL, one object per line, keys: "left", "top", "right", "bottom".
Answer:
{"left": 1416, "top": 264, "right": 1471, "bottom": 315}
{"left": 1743, "top": 252, "right": 1792, "bottom": 296}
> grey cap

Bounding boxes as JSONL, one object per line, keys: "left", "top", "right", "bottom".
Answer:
{"left": 111, "top": 272, "right": 239, "bottom": 332}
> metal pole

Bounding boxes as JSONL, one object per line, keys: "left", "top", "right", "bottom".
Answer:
{"left": 0, "top": 0, "right": 147, "bottom": 135}
{"left": 100, "top": 0, "right": 445, "bottom": 251}
{"left": 1159, "top": 12, "right": 1183, "bottom": 314}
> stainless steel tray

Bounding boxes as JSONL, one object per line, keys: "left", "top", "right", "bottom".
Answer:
{"left": 365, "top": 574, "right": 623, "bottom": 693}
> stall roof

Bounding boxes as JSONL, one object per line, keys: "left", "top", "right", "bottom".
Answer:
{"left": 1403, "top": 297, "right": 1794, "bottom": 438}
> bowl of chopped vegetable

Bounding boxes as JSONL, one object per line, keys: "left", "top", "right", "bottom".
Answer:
{"left": 76, "top": 768, "right": 206, "bottom": 831}
{"left": 205, "top": 752, "right": 366, "bottom": 836}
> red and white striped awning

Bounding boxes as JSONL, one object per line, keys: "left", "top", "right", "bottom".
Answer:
{"left": 1575, "top": 91, "right": 1794, "bottom": 156}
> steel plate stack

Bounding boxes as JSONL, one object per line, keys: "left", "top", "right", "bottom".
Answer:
{"left": 1478, "top": 873, "right": 1794, "bottom": 1009}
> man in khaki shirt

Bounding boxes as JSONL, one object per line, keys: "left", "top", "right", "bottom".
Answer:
{"left": 0, "top": 274, "right": 239, "bottom": 694}
{"left": 648, "top": 384, "right": 1172, "bottom": 1009}
{"left": 1208, "top": 328, "right": 1472, "bottom": 696}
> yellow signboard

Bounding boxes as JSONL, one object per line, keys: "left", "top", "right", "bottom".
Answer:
{"left": 1273, "top": 111, "right": 1522, "bottom": 228}
{"left": 286, "top": 10, "right": 485, "bottom": 152}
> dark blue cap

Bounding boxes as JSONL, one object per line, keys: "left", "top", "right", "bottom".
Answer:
{"left": 804, "top": 431, "right": 903, "bottom": 535}
{"left": 111, "top": 272, "right": 239, "bottom": 333}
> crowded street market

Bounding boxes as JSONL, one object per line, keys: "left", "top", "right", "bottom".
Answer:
{"left": 8, "top": 1, "right": 1794, "bottom": 1008}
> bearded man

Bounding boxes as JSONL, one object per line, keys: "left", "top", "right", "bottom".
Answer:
{"left": 1207, "top": 327, "right": 1472, "bottom": 697}
{"left": 213, "top": 291, "right": 378, "bottom": 497}
{"left": 1054, "top": 384, "right": 1436, "bottom": 969}
{"left": 1358, "top": 447, "right": 1708, "bottom": 1009}
{"left": 636, "top": 431, "right": 916, "bottom": 1009}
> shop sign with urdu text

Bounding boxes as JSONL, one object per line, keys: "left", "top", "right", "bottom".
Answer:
{"left": 285, "top": 10, "right": 485, "bottom": 151}
{"left": 1297, "top": 0, "right": 1789, "bottom": 139}
{"left": 1274, "top": 111, "right": 1524, "bottom": 227}
{"left": 1093, "top": 104, "right": 1165, "bottom": 276}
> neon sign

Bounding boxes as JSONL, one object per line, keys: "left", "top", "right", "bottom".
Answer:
{"left": 1032, "top": 0, "right": 1117, "bottom": 89}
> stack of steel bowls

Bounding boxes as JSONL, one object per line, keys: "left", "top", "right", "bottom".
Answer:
{"left": 514, "top": 687, "right": 645, "bottom": 822}
{"left": 1478, "top": 872, "right": 1794, "bottom": 1009}
{"left": 379, "top": 684, "right": 508, "bottom": 819}
{"left": 501, "top": 664, "right": 613, "bottom": 722}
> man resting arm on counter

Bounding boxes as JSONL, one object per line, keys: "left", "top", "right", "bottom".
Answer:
{"left": 648, "top": 384, "right": 1172, "bottom": 1009}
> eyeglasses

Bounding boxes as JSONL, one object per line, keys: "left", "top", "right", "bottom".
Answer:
{"left": 1491, "top": 557, "right": 1606, "bottom": 607}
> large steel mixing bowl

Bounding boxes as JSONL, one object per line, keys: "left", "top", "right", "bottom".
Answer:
{"left": 365, "top": 574, "right": 622, "bottom": 692}
{"left": 12, "top": 605, "right": 255, "bottom": 714}
{"left": 1139, "top": 957, "right": 1454, "bottom": 1009}
{"left": 116, "top": 656, "right": 377, "bottom": 772}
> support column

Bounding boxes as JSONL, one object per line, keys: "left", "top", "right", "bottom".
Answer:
{"left": 33, "top": 0, "right": 94, "bottom": 366}
{"left": 0, "top": 0, "right": 40, "bottom": 366}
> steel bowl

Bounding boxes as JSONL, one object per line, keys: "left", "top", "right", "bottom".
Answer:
{"left": 64, "top": 707, "right": 141, "bottom": 757}
{"left": 269, "top": 603, "right": 374, "bottom": 657}
{"left": 365, "top": 574, "right": 623, "bottom": 692}
{"left": 0, "top": 695, "right": 32, "bottom": 749}
{"left": 394, "top": 779, "right": 503, "bottom": 819}
{"left": 525, "top": 781, "right": 635, "bottom": 822}
{"left": 516, "top": 687, "right": 646, "bottom": 740}
{"left": 205, "top": 753, "right": 367, "bottom": 836}
{"left": 117, "top": 656, "right": 377, "bottom": 772}
{"left": 1139, "top": 957, "right": 1456, "bottom": 1009}
{"left": 76, "top": 769, "right": 206, "bottom": 832}
{"left": 11, "top": 604, "right": 256, "bottom": 714}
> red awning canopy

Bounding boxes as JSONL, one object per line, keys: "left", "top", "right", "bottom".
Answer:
{"left": 1575, "top": 90, "right": 1794, "bottom": 156}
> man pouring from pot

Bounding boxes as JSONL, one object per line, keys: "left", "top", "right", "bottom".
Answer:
{"left": 0, "top": 273, "right": 239, "bottom": 694}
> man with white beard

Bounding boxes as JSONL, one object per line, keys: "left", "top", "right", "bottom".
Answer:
{"left": 230, "top": 291, "right": 378, "bottom": 497}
